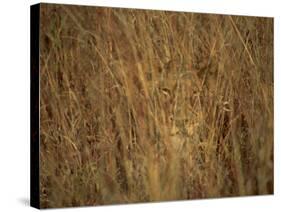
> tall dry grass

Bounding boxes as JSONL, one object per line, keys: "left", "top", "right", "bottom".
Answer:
{"left": 39, "top": 3, "right": 273, "bottom": 208}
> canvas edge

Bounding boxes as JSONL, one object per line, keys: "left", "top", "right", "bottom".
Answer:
{"left": 30, "top": 3, "right": 40, "bottom": 209}
{"left": 33, "top": 2, "right": 275, "bottom": 18}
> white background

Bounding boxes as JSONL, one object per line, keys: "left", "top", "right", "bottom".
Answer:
{"left": 0, "top": 0, "right": 280, "bottom": 211}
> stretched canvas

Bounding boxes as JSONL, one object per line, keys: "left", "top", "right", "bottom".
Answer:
{"left": 30, "top": 3, "right": 274, "bottom": 209}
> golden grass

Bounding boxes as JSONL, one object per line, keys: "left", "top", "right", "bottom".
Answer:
{"left": 39, "top": 3, "right": 273, "bottom": 208}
